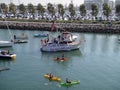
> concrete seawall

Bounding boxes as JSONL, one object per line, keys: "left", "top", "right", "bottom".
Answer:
{"left": 0, "top": 21, "right": 120, "bottom": 34}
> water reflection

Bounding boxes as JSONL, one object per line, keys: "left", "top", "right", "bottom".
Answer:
{"left": 81, "top": 33, "right": 120, "bottom": 56}
{"left": 40, "top": 49, "right": 82, "bottom": 72}
{"left": 0, "top": 59, "right": 15, "bottom": 66}
{"left": 41, "top": 49, "right": 82, "bottom": 60}
{"left": 0, "top": 47, "right": 14, "bottom": 53}
{"left": 1, "top": 29, "right": 120, "bottom": 90}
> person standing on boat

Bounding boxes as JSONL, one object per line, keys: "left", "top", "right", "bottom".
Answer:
{"left": 14, "top": 35, "right": 16, "bottom": 39}
{"left": 47, "top": 37, "right": 49, "bottom": 42}
{"left": 7, "top": 50, "right": 10, "bottom": 54}
{"left": 62, "top": 54, "right": 65, "bottom": 59}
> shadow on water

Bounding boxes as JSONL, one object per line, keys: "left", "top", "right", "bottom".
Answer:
{"left": 0, "top": 59, "right": 15, "bottom": 67}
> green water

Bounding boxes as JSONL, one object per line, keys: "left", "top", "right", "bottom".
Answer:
{"left": 0, "top": 29, "right": 120, "bottom": 90}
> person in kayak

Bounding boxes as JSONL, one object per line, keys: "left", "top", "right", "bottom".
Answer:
{"left": 56, "top": 57, "right": 60, "bottom": 60}
{"left": 66, "top": 78, "right": 71, "bottom": 83}
{"left": 49, "top": 73, "right": 53, "bottom": 79}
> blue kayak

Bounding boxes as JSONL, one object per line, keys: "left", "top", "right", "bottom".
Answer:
{"left": 34, "top": 34, "right": 48, "bottom": 37}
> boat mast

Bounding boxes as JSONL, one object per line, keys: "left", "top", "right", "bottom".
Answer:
{"left": 0, "top": 4, "right": 13, "bottom": 41}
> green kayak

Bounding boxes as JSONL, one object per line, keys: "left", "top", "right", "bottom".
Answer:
{"left": 60, "top": 80, "right": 80, "bottom": 86}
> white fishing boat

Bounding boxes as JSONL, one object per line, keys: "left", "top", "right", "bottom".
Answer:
{"left": 40, "top": 31, "right": 82, "bottom": 52}
{"left": 14, "top": 33, "right": 28, "bottom": 40}
{"left": 0, "top": 40, "right": 13, "bottom": 47}
{"left": 13, "top": 33, "right": 28, "bottom": 44}
{"left": 0, "top": 50, "right": 16, "bottom": 59}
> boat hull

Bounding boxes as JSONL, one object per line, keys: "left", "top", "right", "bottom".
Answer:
{"left": 41, "top": 42, "right": 80, "bottom": 52}
{"left": 0, "top": 54, "right": 16, "bottom": 59}
{"left": 0, "top": 41, "right": 13, "bottom": 47}
{"left": 14, "top": 40, "right": 28, "bottom": 44}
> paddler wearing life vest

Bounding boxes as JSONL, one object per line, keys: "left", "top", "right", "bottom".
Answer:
{"left": 66, "top": 78, "right": 71, "bottom": 83}
{"left": 49, "top": 73, "right": 54, "bottom": 80}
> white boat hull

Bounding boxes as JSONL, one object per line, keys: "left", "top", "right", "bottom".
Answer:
{"left": 0, "top": 41, "right": 13, "bottom": 47}
{"left": 41, "top": 42, "right": 80, "bottom": 52}
{"left": 0, "top": 50, "right": 16, "bottom": 59}
{"left": 14, "top": 39, "right": 28, "bottom": 44}
{"left": 0, "top": 54, "right": 16, "bottom": 59}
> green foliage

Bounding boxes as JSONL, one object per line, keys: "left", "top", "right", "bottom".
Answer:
{"left": 68, "top": 3, "right": 75, "bottom": 18}
{"left": 37, "top": 3, "right": 45, "bottom": 18}
{"left": 47, "top": 3, "right": 55, "bottom": 17}
{"left": 103, "top": 3, "right": 111, "bottom": 19}
{"left": 91, "top": 4, "right": 98, "bottom": 17}
{"left": 0, "top": 3, "right": 8, "bottom": 14}
{"left": 18, "top": 4, "right": 26, "bottom": 14}
{"left": 9, "top": 3, "right": 16, "bottom": 15}
{"left": 1, "top": 18, "right": 120, "bottom": 24}
{"left": 58, "top": 4, "right": 65, "bottom": 19}
{"left": 28, "top": 3, "right": 35, "bottom": 14}
{"left": 79, "top": 4, "right": 86, "bottom": 17}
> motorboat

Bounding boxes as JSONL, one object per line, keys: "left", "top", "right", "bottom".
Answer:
{"left": 40, "top": 32, "right": 82, "bottom": 52}
{"left": 14, "top": 39, "right": 28, "bottom": 44}
{"left": 13, "top": 33, "right": 28, "bottom": 44}
{"left": 0, "top": 40, "right": 13, "bottom": 47}
{"left": 0, "top": 50, "right": 16, "bottom": 59}
{"left": 14, "top": 33, "right": 28, "bottom": 40}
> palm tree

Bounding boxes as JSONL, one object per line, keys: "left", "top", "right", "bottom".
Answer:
{"left": 18, "top": 4, "right": 26, "bottom": 15}
{"left": 57, "top": 4, "right": 65, "bottom": 20}
{"left": 47, "top": 3, "right": 55, "bottom": 19}
{"left": 91, "top": 4, "right": 98, "bottom": 20}
{"left": 28, "top": 3, "right": 35, "bottom": 19}
{"left": 68, "top": 3, "right": 75, "bottom": 20}
{"left": 103, "top": 3, "right": 111, "bottom": 20}
{"left": 0, "top": 3, "right": 8, "bottom": 14}
{"left": 37, "top": 3, "right": 45, "bottom": 19}
{"left": 79, "top": 4, "right": 86, "bottom": 17}
{"left": 9, "top": 3, "right": 17, "bottom": 16}
{"left": 115, "top": 4, "right": 120, "bottom": 18}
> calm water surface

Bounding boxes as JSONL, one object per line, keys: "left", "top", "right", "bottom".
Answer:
{"left": 0, "top": 29, "right": 120, "bottom": 90}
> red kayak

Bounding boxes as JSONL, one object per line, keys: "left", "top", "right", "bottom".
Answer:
{"left": 54, "top": 58, "right": 68, "bottom": 61}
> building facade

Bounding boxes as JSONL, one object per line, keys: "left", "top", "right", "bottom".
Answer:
{"left": 115, "top": 0, "right": 120, "bottom": 6}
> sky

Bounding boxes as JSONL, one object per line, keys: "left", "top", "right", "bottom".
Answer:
{"left": 0, "top": 0, "right": 84, "bottom": 6}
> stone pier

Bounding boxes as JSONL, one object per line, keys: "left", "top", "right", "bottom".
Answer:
{"left": 0, "top": 21, "right": 120, "bottom": 34}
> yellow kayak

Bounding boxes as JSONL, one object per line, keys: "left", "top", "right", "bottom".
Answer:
{"left": 44, "top": 74, "right": 62, "bottom": 82}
